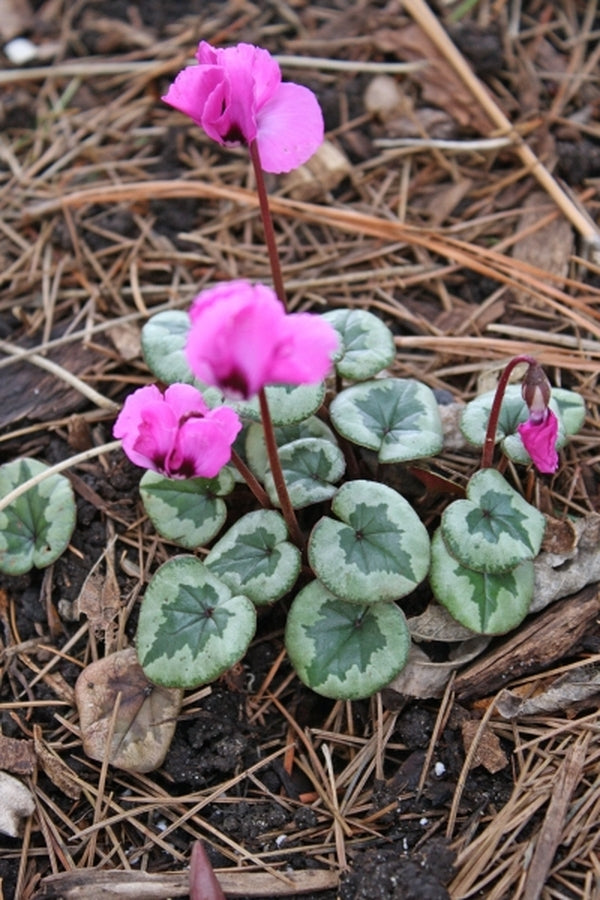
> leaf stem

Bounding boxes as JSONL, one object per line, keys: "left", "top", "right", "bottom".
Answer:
{"left": 258, "top": 388, "right": 304, "bottom": 549}
{"left": 230, "top": 449, "right": 272, "bottom": 509}
{"left": 248, "top": 139, "right": 287, "bottom": 308}
{"left": 481, "top": 355, "right": 536, "bottom": 468}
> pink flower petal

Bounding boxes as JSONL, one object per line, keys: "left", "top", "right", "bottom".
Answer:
{"left": 186, "top": 281, "right": 338, "bottom": 398}
{"left": 113, "top": 384, "right": 241, "bottom": 479}
{"left": 517, "top": 411, "right": 559, "bottom": 474}
{"left": 256, "top": 83, "right": 324, "bottom": 173}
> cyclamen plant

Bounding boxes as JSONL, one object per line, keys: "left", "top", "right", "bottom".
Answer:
{"left": 0, "top": 42, "right": 585, "bottom": 701}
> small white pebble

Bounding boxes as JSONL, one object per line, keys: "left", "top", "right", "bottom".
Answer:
{"left": 434, "top": 761, "right": 446, "bottom": 777}
{"left": 419, "top": 817, "right": 429, "bottom": 827}
{"left": 275, "top": 834, "right": 287, "bottom": 848}
{"left": 4, "top": 37, "right": 38, "bottom": 65}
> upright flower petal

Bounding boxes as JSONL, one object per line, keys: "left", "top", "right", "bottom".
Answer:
{"left": 186, "top": 280, "right": 339, "bottom": 399}
{"left": 517, "top": 411, "right": 559, "bottom": 474}
{"left": 163, "top": 41, "right": 323, "bottom": 172}
{"left": 256, "top": 83, "right": 324, "bottom": 174}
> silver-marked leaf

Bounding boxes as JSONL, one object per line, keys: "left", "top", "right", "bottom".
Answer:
{"left": 0, "top": 458, "right": 76, "bottom": 575}
{"left": 264, "top": 438, "right": 346, "bottom": 509}
{"left": 205, "top": 510, "right": 301, "bottom": 606}
{"left": 286, "top": 580, "right": 410, "bottom": 699}
{"left": 322, "top": 309, "right": 395, "bottom": 380}
{"left": 329, "top": 378, "right": 443, "bottom": 462}
{"left": 245, "top": 417, "right": 337, "bottom": 482}
{"left": 233, "top": 382, "right": 325, "bottom": 426}
{"left": 141, "top": 310, "right": 223, "bottom": 403}
{"left": 552, "top": 387, "right": 585, "bottom": 435}
{"left": 137, "top": 556, "right": 256, "bottom": 688}
{"left": 308, "top": 480, "right": 430, "bottom": 604}
{"left": 441, "top": 468, "right": 546, "bottom": 574}
{"left": 430, "top": 530, "right": 534, "bottom": 634}
{"left": 140, "top": 469, "right": 235, "bottom": 549}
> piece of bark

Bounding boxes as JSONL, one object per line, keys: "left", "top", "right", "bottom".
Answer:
{"left": 454, "top": 585, "right": 600, "bottom": 702}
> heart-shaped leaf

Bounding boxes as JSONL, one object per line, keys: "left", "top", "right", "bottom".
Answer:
{"left": 285, "top": 580, "right": 411, "bottom": 699}
{"left": 322, "top": 309, "right": 396, "bottom": 380}
{"left": 137, "top": 556, "right": 256, "bottom": 688}
{"left": 233, "top": 382, "right": 325, "bottom": 426}
{"left": 430, "top": 530, "right": 534, "bottom": 634}
{"left": 264, "top": 438, "right": 346, "bottom": 509}
{"left": 550, "top": 387, "right": 585, "bottom": 435}
{"left": 140, "top": 469, "right": 235, "bottom": 549}
{"left": 440, "top": 468, "right": 546, "bottom": 574}
{"left": 329, "top": 378, "right": 443, "bottom": 462}
{"left": 205, "top": 510, "right": 301, "bottom": 605}
{"left": 245, "top": 417, "right": 338, "bottom": 482}
{"left": 0, "top": 458, "right": 76, "bottom": 575}
{"left": 308, "top": 480, "right": 430, "bottom": 604}
{"left": 75, "top": 648, "right": 183, "bottom": 773}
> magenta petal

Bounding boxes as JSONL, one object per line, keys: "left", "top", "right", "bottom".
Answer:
{"left": 517, "top": 411, "right": 559, "bottom": 474}
{"left": 268, "top": 313, "right": 339, "bottom": 384}
{"left": 113, "top": 386, "right": 173, "bottom": 471}
{"left": 255, "top": 83, "right": 324, "bottom": 173}
{"left": 171, "top": 408, "right": 242, "bottom": 478}
{"left": 162, "top": 67, "right": 225, "bottom": 134}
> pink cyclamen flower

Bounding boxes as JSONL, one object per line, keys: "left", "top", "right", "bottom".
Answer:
{"left": 162, "top": 41, "right": 324, "bottom": 173}
{"left": 186, "top": 280, "right": 339, "bottom": 400}
{"left": 517, "top": 410, "right": 559, "bottom": 474}
{"left": 113, "top": 383, "right": 242, "bottom": 479}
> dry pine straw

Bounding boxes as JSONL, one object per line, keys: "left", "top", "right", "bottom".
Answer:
{"left": 1, "top": 0, "right": 600, "bottom": 897}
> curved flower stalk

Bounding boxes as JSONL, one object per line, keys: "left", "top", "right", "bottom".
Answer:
{"left": 185, "top": 280, "right": 339, "bottom": 400}
{"left": 163, "top": 41, "right": 324, "bottom": 174}
{"left": 482, "top": 356, "right": 559, "bottom": 474}
{"left": 113, "top": 383, "right": 242, "bottom": 479}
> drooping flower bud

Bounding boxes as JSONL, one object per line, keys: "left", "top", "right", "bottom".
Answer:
{"left": 521, "top": 363, "right": 552, "bottom": 424}
{"left": 517, "top": 362, "right": 559, "bottom": 474}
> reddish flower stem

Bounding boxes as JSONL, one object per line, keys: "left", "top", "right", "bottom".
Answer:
{"left": 249, "top": 139, "right": 287, "bottom": 309}
{"left": 230, "top": 449, "right": 272, "bottom": 509}
{"left": 258, "top": 388, "right": 305, "bottom": 549}
{"left": 481, "top": 355, "right": 537, "bottom": 469}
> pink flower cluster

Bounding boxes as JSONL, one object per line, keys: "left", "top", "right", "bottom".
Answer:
{"left": 163, "top": 42, "right": 323, "bottom": 173}
{"left": 113, "top": 383, "right": 241, "bottom": 480}
{"left": 113, "top": 281, "right": 338, "bottom": 478}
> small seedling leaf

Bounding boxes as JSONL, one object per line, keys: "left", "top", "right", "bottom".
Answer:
{"left": 308, "top": 480, "right": 430, "bottom": 604}
{"left": 137, "top": 556, "right": 256, "bottom": 688}
{"left": 264, "top": 438, "right": 346, "bottom": 509}
{"left": 322, "top": 309, "right": 396, "bottom": 380}
{"left": 441, "top": 468, "right": 546, "bottom": 574}
{"left": 205, "top": 510, "right": 301, "bottom": 605}
{"left": 140, "top": 469, "right": 235, "bottom": 549}
{"left": 430, "top": 529, "right": 534, "bottom": 634}
{"left": 285, "top": 580, "right": 410, "bottom": 699}
{"left": 0, "top": 458, "right": 76, "bottom": 575}
{"left": 329, "top": 378, "right": 443, "bottom": 462}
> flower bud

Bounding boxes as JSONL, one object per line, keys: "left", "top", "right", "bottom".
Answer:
{"left": 521, "top": 363, "right": 552, "bottom": 424}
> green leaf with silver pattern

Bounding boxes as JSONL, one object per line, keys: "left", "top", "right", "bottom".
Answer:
{"left": 137, "top": 556, "right": 256, "bottom": 688}
{"left": 440, "top": 468, "right": 546, "bottom": 575}
{"left": 233, "top": 382, "right": 326, "bottom": 426}
{"left": 285, "top": 580, "right": 411, "bottom": 699}
{"left": 322, "top": 309, "right": 396, "bottom": 380}
{"left": 245, "top": 416, "right": 338, "bottom": 482}
{"left": 264, "top": 438, "right": 346, "bottom": 509}
{"left": 430, "top": 529, "right": 534, "bottom": 634}
{"left": 329, "top": 378, "right": 443, "bottom": 462}
{"left": 205, "top": 510, "right": 301, "bottom": 606}
{"left": 308, "top": 479, "right": 430, "bottom": 604}
{"left": 140, "top": 468, "right": 235, "bottom": 549}
{"left": 0, "top": 458, "right": 77, "bottom": 575}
